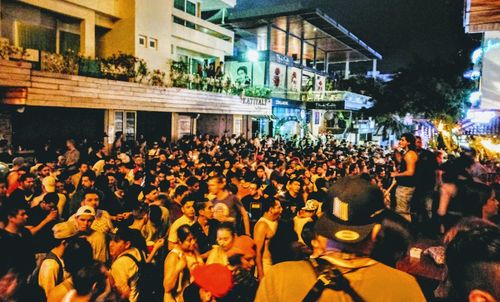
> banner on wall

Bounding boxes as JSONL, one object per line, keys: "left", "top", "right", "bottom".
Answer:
{"left": 287, "top": 67, "right": 301, "bottom": 92}
{"left": 226, "top": 61, "right": 265, "bottom": 88}
{"left": 269, "top": 62, "right": 286, "bottom": 91}
{"left": 315, "top": 75, "right": 326, "bottom": 98}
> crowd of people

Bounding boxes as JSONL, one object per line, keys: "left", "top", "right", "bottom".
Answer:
{"left": 0, "top": 132, "right": 498, "bottom": 302}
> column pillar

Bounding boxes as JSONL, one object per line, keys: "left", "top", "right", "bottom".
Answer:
{"left": 80, "top": 13, "right": 96, "bottom": 58}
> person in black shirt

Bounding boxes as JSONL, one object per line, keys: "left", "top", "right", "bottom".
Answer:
{"left": 190, "top": 200, "right": 218, "bottom": 259}
{"left": 26, "top": 192, "right": 60, "bottom": 253}
{"left": 282, "top": 178, "right": 304, "bottom": 218}
{"left": 7, "top": 173, "right": 35, "bottom": 209}
{"left": 0, "top": 204, "right": 35, "bottom": 278}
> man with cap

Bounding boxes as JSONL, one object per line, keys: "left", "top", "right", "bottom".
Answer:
{"left": 294, "top": 199, "right": 319, "bottom": 244}
{"left": 255, "top": 176, "right": 425, "bottom": 302}
{"left": 38, "top": 221, "right": 78, "bottom": 296}
{"left": 73, "top": 205, "right": 107, "bottom": 262}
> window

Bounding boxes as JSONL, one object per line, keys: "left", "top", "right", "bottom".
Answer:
{"left": 316, "top": 49, "right": 326, "bottom": 71}
{"left": 270, "top": 27, "right": 286, "bottom": 55}
{"left": 174, "top": 0, "right": 196, "bottom": 16}
{"left": 174, "top": 0, "right": 185, "bottom": 11}
{"left": 114, "top": 111, "right": 136, "bottom": 141}
{"left": 149, "top": 38, "right": 158, "bottom": 49}
{"left": 302, "top": 42, "right": 314, "bottom": 68}
{"left": 139, "top": 35, "right": 147, "bottom": 47}
{"left": 16, "top": 22, "right": 56, "bottom": 52}
{"left": 59, "top": 31, "right": 80, "bottom": 53}
{"left": 186, "top": 1, "right": 196, "bottom": 16}
{"left": 174, "top": 16, "right": 184, "bottom": 26}
{"left": 287, "top": 35, "right": 301, "bottom": 64}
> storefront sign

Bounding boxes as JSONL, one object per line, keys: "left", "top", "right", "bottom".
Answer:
{"left": 306, "top": 101, "right": 345, "bottom": 110}
{"left": 272, "top": 53, "right": 293, "bottom": 66}
{"left": 272, "top": 99, "right": 303, "bottom": 108}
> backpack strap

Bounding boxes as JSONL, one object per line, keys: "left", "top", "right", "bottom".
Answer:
{"left": 302, "top": 258, "right": 365, "bottom": 302}
{"left": 119, "top": 252, "right": 144, "bottom": 285}
{"left": 45, "top": 252, "right": 64, "bottom": 284}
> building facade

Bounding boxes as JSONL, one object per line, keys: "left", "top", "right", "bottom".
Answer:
{"left": 0, "top": 0, "right": 274, "bottom": 148}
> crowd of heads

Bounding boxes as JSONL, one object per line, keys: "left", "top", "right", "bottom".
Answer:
{"left": 0, "top": 132, "right": 498, "bottom": 301}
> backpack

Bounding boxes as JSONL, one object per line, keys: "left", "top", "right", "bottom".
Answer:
{"left": 30, "top": 252, "right": 64, "bottom": 287}
{"left": 120, "top": 251, "right": 164, "bottom": 302}
{"left": 302, "top": 257, "right": 365, "bottom": 302}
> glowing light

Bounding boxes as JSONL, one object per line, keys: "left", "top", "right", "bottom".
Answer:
{"left": 471, "top": 48, "right": 483, "bottom": 65}
{"left": 437, "top": 122, "right": 444, "bottom": 132}
{"left": 247, "top": 50, "right": 259, "bottom": 62}
{"left": 466, "top": 110, "right": 495, "bottom": 124}
{"left": 468, "top": 91, "right": 481, "bottom": 106}
{"left": 481, "top": 139, "right": 500, "bottom": 153}
{"left": 463, "top": 70, "right": 481, "bottom": 80}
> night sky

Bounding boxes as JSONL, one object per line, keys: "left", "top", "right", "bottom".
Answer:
{"left": 232, "top": 0, "right": 482, "bottom": 72}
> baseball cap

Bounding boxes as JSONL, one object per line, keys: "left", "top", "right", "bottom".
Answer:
{"left": 42, "top": 176, "right": 56, "bottom": 193}
{"left": 302, "top": 199, "right": 319, "bottom": 212}
{"left": 75, "top": 205, "right": 96, "bottom": 217}
{"left": 315, "top": 175, "right": 384, "bottom": 243}
{"left": 12, "top": 157, "right": 25, "bottom": 166}
{"left": 53, "top": 221, "right": 79, "bottom": 239}
{"left": 192, "top": 264, "right": 233, "bottom": 298}
{"left": 227, "top": 235, "right": 256, "bottom": 258}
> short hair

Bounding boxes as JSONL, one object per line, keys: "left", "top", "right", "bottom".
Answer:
{"left": 177, "top": 224, "right": 193, "bottom": 243}
{"left": 446, "top": 225, "right": 500, "bottom": 300}
{"left": 73, "top": 261, "right": 106, "bottom": 296}
{"left": 181, "top": 194, "right": 197, "bottom": 206}
{"left": 186, "top": 176, "right": 199, "bottom": 187}
{"left": 81, "top": 172, "right": 96, "bottom": 182}
{"left": 262, "top": 198, "right": 279, "bottom": 213}
{"left": 63, "top": 237, "right": 93, "bottom": 276}
{"left": 132, "top": 203, "right": 150, "bottom": 220}
{"left": 20, "top": 173, "right": 35, "bottom": 182}
{"left": 83, "top": 189, "right": 100, "bottom": 199}
{"left": 142, "top": 185, "right": 158, "bottom": 196}
{"left": 194, "top": 200, "right": 209, "bottom": 215}
{"left": 174, "top": 185, "right": 189, "bottom": 197}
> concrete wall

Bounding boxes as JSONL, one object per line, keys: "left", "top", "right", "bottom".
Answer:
{"left": 135, "top": 0, "right": 172, "bottom": 71}
{"left": 96, "top": 0, "right": 135, "bottom": 58}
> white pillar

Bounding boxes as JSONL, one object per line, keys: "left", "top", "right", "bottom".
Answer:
{"left": 372, "top": 59, "right": 378, "bottom": 79}
{"left": 344, "top": 60, "right": 350, "bottom": 79}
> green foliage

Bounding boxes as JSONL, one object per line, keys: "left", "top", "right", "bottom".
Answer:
{"left": 101, "top": 52, "right": 148, "bottom": 82}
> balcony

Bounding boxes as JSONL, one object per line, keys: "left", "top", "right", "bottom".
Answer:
{"left": 172, "top": 9, "right": 234, "bottom": 55}
{"left": 0, "top": 58, "right": 271, "bottom": 116}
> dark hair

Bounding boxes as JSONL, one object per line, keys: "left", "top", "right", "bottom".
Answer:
{"left": 177, "top": 224, "right": 193, "bottom": 243}
{"left": 371, "top": 210, "right": 412, "bottom": 267}
{"left": 63, "top": 237, "right": 93, "bottom": 276}
{"left": 174, "top": 185, "right": 189, "bottom": 197}
{"left": 81, "top": 172, "right": 96, "bottom": 182}
{"left": 43, "top": 192, "right": 59, "bottom": 204}
{"left": 181, "top": 194, "right": 197, "bottom": 206}
{"left": 217, "top": 222, "right": 236, "bottom": 236}
{"left": 194, "top": 200, "right": 211, "bottom": 215}
{"left": 83, "top": 189, "right": 100, "bottom": 199}
{"left": 183, "top": 283, "right": 202, "bottom": 302}
{"left": 73, "top": 261, "right": 107, "bottom": 297}
{"left": 186, "top": 176, "right": 199, "bottom": 187}
{"left": 262, "top": 198, "right": 279, "bottom": 213}
{"left": 446, "top": 225, "right": 500, "bottom": 301}
{"left": 301, "top": 221, "right": 317, "bottom": 250}
{"left": 463, "top": 182, "right": 494, "bottom": 217}
{"left": 142, "top": 185, "right": 158, "bottom": 196}
{"left": 400, "top": 133, "right": 416, "bottom": 151}
{"left": 20, "top": 173, "right": 35, "bottom": 182}
{"left": 132, "top": 203, "right": 150, "bottom": 220}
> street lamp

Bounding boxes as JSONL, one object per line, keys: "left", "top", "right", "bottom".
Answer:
{"left": 247, "top": 49, "right": 259, "bottom": 87}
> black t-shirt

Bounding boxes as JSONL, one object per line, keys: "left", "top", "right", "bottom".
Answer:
{"left": 190, "top": 219, "right": 219, "bottom": 254}
{"left": 7, "top": 188, "right": 33, "bottom": 209}
{"left": 0, "top": 228, "right": 36, "bottom": 277}
{"left": 241, "top": 195, "right": 266, "bottom": 221}
{"left": 27, "top": 206, "right": 58, "bottom": 253}
{"left": 283, "top": 191, "right": 305, "bottom": 212}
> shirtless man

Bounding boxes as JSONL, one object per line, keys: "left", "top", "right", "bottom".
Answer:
{"left": 253, "top": 199, "right": 282, "bottom": 281}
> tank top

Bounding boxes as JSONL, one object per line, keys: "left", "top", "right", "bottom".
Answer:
{"left": 396, "top": 150, "right": 416, "bottom": 187}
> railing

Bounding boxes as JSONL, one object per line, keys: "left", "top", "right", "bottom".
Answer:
{"left": 172, "top": 8, "right": 234, "bottom": 43}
